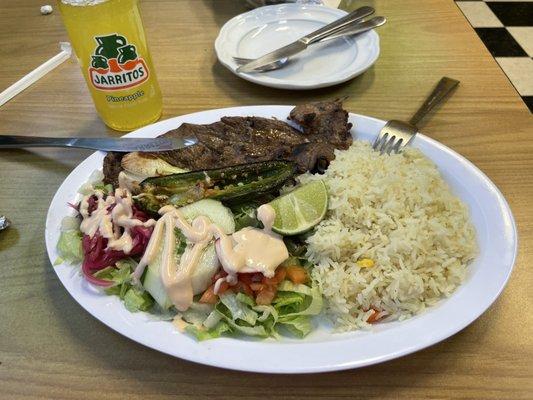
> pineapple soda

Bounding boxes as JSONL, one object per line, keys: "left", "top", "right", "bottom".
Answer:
{"left": 58, "top": 0, "right": 162, "bottom": 131}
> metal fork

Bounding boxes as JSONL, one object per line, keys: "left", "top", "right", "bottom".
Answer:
{"left": 372, "top": 77, "right": 460, "bottom": 154}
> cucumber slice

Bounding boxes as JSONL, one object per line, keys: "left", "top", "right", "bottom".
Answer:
{"left": 142, "top": 247, "right": 173, "bottom": 309}
{"left": 179, "top": 199, "right": 235, "bottom": 234}
{"left": 190, "top": 243, "right": 218, "bottom": 294}
{"left": 142, "top": 200, "right": 234, "bottom": 309}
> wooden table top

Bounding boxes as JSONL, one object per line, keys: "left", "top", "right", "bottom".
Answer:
{"left": 1, "top": 0, "right": 532, "bottom": 398}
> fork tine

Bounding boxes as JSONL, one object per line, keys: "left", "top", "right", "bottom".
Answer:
{"left": 375, "top": 132, "right": 394, "bottom": 154}
{"left": 380, "top": 135, "right": 397, "bottom": 155}
{"left": 372, "top": 131, "right": 388, "bottom": 151}
{"left": 388, "top": 137, "right": 403, "bottom": 154}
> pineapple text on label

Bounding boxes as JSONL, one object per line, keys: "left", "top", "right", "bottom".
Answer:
{"left": 106, "top": 90, "right": 145, "bottom": 103}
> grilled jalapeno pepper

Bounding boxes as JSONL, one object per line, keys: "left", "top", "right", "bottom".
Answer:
{"left": 135, "top": 161, "right": 296, "bottom": 214}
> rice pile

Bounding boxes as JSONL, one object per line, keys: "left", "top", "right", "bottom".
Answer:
{"left": 299, "top": 141, "right": 477, "bottom": 330}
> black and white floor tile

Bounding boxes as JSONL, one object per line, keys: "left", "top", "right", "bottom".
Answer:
{"left": 456, "top": 1, "right": 533, "bottom": 112}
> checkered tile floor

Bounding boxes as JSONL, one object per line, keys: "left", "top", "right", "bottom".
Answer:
{"left": 456, "top": 1, "right": 533, "bottom": 112}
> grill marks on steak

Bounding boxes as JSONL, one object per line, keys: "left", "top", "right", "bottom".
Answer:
{"left": 103, "top": 100, "right": 352, "bottom": 187}
{"left": 152, "top": 117, "right": 305, "bottom": 171}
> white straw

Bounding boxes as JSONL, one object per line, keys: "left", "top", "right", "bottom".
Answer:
{"left": 0, "top": 42, "right": 72, "bottom": 107}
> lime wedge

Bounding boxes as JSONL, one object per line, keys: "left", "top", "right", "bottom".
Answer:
{"left": 269, "top": 180, "right": 328, "bottom": 236}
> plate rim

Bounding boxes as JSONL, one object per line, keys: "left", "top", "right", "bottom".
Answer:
{"left": 214, "top": 4, "right": 381, "bottom": 90}
{"left": 45, "top": 105, "right": 518, "bottom": 373}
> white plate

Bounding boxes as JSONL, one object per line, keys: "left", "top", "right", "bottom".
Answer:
{"left": 214, "top": 4, "right": 380, "bottom": 90}
{"left": 45, "top": 106, "right": 517, "bottom": 374}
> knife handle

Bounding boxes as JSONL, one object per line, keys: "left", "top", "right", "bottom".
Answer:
{"left": 0, "top": 135, "right": 79, "bottom": 149}
{"left": 322, "top": 16, "right": 386, "bottom": 42}
{"left": 303, "top": 6, "right": 375, "bottom": 45}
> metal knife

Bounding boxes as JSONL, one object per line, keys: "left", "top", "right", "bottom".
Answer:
{"left": 236, "top": 6, "right": 375, "bottom": 73}
{"left": 0, "top": 135, "right": 198, "bottom": 152}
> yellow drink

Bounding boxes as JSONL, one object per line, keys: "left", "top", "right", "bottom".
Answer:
{"left": 58, "top": 0, "right": 162, "bottom": 131}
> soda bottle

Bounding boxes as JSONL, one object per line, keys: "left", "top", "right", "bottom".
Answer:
{"left": 58, "top": 0, "right": 163, "bottom": 131}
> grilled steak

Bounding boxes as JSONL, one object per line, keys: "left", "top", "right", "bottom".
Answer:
{"left": 288, "top": 98, "right": 352, "bottom": 149}
{"left": 103, "top": 100, "right": 352, "bottom": 187}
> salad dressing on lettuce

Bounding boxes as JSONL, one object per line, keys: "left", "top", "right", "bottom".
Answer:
{"left": 133, "top": 203, "right": 289, "bottom": 311}
{"left": 79, "top": 187, "right": 155, "bottom": 254}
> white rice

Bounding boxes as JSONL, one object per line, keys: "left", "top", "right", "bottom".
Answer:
{"left": 299, "top": 141, "right": 477, "bottom": 331}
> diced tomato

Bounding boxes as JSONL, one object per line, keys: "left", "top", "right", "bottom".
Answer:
{"left": 216, "top": 281, "right": 230, "bottom": 295}
{"left": 231, "top": 281, "right": 254, "bottom": 297}
{"left": 237, "top": 273, "right": 253, "bottom": 285}
{"left": 238, "top": 272, "right": 263, "bottom": 285}
{"left": 261, "top": 276, "right": 274, "bottom": 285}
{"left": 366, "top": 308, "right": 382, "bottom": 323}
{"left": 211, "top": 269, "right": 228, "bottom": 283}
{"left": 255, "top": 285, "right": 277, "bottom": 305}
{"left": 286, "top": 266, "right": 308, "bottom": 284}
{"left": 262, "top": 266, "right": 287, "bottom": 285}
{"left": 250, "top": 283, "right": 266, "bottom": 292}
{"left": 276, "top": 266, "right": 287, "bottom": 282}
{"left": 199, "top": 285, "right": 218, "bottom": 304}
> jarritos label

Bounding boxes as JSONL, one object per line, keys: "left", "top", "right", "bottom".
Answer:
{"left": 88, "top": 33, "right": 149, "bottom": 91}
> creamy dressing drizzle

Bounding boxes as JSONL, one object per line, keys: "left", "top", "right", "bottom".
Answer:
{"left": 132, "top": 203, "right": 289, "bottom": 311}
{"left": 79, "top": 185, "right": 156, "bottom": 254}
{"left": 214, "top": 204, "right": 287, "bottom": 278}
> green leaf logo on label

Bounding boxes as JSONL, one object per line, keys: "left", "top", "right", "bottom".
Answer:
{"left": 89, "top": 33, "right": 149, "bottom": 91}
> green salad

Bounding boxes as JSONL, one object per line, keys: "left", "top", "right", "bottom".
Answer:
{"left": 56, "top": 163, "right": 328, "bottom": 340}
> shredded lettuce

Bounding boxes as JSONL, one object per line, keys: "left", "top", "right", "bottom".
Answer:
{"left": 253, "top": 304, "right": 278, "bottom": 334}
{"left": 254, "top": 305, "right": 278, "bottom": 323}
{"left": 185, "top": 321, "right": 231, "bottom": 341}
{"left": 276, "top": 281, "right": 323, "bottom": 321}
{"left": 56, "top": 230, "right": 83, "bottom": 264}
{"left": 180, "top": 304, "right": 230, "bottom": 341}
{"left": 278, "top": 316, "right": 313, "bottom": 338}
{"left": 94, "top": 260, "right": 133, "bottom": 290}
{"left": 181, "top": 304, "right": 213, "bottom": 326}
{"left": 218, "top": 293, "right": 258, "bottom": 326}
{"left": 78, "top": 175, "right": 112, "bottom": 196}
{"left": 60, "top": 216, "right": 81, "bottom": 232}
{"left": 203, "top": 309, "right": 223, "bottom": 329}
{"left": 273, "top": 291, "right": 305, "bottom": 309}
{"left": 180, "top": 279, "right": 323, "bottom": 341}
{"left": 221, "top": 318, "right": 268, "bottom": 337}
{"left": 124, "top": 287, "right": 154, "bottom": 312}
{"left": 93, "top": 183, "right": 113, "bottom": 195}
{"left": 78, "top": 182, "right": 95, "bottom": 195}
{"left": 236, "top": 292, "right": 255, "bottom": 306}
{"left": 94, "top": 259, "right": 154, "bottom": 312}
